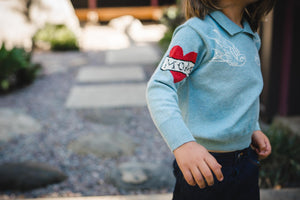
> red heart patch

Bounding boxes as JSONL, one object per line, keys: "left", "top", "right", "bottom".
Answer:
{"left": 168, "top": 46, "right": 198, "bottom": 83}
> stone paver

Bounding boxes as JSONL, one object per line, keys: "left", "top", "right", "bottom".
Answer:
{"left": 80, "top": 25, "right": 130, "bottom": 51}
{"left": 65, "top": 84, "right": 147, "bottom": 108}
{"left": 0, "top": 162, "right": 67, "bottom": 191}
{"left": 68, "top": 131, "right": 136, "bottom": 158}
{"left": 0, "top": 109, "right": 42, "bottom": 143}
{"left": 106, "top": 45, "right": 160, "bottom": 65}
{"left": 77, "top": 66, "right": 145, "bottom": 82}
{"left": 108, "top": 15, "right": 167, "bottom": 44}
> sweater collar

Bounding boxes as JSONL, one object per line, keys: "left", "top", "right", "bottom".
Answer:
{"left": 208, "top": 11, "right": 255, "bottom": 37}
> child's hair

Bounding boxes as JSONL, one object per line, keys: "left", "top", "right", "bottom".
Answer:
{"left": 184, "top": 0, "right": 276, "bottom": 32}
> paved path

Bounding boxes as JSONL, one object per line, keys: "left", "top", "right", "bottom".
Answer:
{"left": 21, "top": 189, "right": 300, "bottom": 200}
{"left": 23, "top": 194, "right": 172, "bottom": 200}
{"left": 65, "top": 24, "right": 162, "bottom": 109}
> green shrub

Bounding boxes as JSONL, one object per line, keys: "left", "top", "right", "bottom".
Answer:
{"left": 159, "top": 30, "right": 174, "bottom": 52}
{"left": 0, "top": 44, "right": 41, "bottom": 92}
{"left": 159, "top": 6, "right": 185, "bottom": 52}
{"left": 33, "top": 24, "right": 79, "bottom": 51}
{"left": 259, "top": 123, "right": 300, "bottom": 188}
{"left": 160, "top": 6, "right": 185, "bottom": 33}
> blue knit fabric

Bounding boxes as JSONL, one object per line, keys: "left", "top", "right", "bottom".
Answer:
{"left": 146, "top": 11, "right": 263, "bottom": 152}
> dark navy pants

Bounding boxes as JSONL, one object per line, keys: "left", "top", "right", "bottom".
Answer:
{"left": 172, "top": 147, "right": 260, "bottom": 200}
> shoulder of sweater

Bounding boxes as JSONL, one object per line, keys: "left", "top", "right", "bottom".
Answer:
{"left": 171, "top": 17, "right": 211, "bottom": 42}
{"left": 183, "top": 17, "right": 213, "bottom": 35}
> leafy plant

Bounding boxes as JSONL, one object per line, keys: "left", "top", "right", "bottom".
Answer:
{"left": 33, "top": 24, "right": 79, "bottom": 51}
{"left": 259, "top": 123, "right": 300, "bottom": 188}
{"left": 159, "top": 5, "right": 185, "bottom": 52}
{"left": 0, "top": 44, "right": 41, "bottom": 92}
{"left": 159, "top": 29, "right": 174, "bottom": 53}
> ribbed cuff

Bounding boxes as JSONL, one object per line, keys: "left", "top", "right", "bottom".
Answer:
{"left": 158, "top": 118, "right": 195, "bottom": 152}
{"left": 254, "top": 121, "right": 261, "bottom": 131}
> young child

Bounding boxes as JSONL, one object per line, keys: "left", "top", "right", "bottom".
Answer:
{"left": 146, "top": 0, "right": 275, "bottom": 199}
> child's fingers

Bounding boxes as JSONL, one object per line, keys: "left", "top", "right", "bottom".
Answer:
{"left": 257, "top": 138, "right": 267, "bottom": 151}
{"left": 265, "top": 137, "right": 272, "bottom": 154}
{"left": 205, "top": 156, "right": 224, "bottom": 182}
{"left": 190, "top": 166, "right": 206, "bottom": 188}
{"left": 182, "top": 168, "right": 196, "bottom": 186}
{"left": 198, "top": 161, "right": 215, "bottom": 186}
{"left": 173, "top": 142, "right": 224, "bottom": 188}
{"left": 255, "top": 136, "right": 272, "bottom": 158}
{"left": 254, "top": 145, "right": 269, "bottom": 160}
{"left": 258, "top": 141, "right": 272, "bottom": 159}
{"left": 258, "top": 151, "right": 269, "bottom": 160}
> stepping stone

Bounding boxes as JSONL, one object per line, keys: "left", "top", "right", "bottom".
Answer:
{"left": 79, "top": 109, "right": 133, "bottom": 125}
{"left": 68, "top": 131, "right": 136, "bottom": 158}
{"left": 80, "top": 25, "right": 130, "bottom": 51}
{"left": 65, "top": 83, "right": 147, "bottom": 108}
{"left": 106, "top": 45, "right": 160, "bottom": 65}
{"left": 0, "top": 109, "right": 42, "bottom": 143}
{"left": 0, "top": 162, "right": 67, "bottom": 191}
{"left": 77, "top": 66, "right": 145, "bottom": 82}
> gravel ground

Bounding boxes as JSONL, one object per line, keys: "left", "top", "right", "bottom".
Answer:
{"left": 0, "top": 50, "right": 173, "bottom": 198}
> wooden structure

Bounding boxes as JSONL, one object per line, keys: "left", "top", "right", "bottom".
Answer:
{"left": 71, "top": 0, "right": 176, "bottom": 21}
{"left": 74, "top": 6, "right": 168, "bottom": 21}
{"left": 260, "top": 0, "right": 300, "bottom": 120}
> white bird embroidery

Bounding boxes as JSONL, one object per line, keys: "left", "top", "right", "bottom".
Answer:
{"left": 208, "top": 29, "right": 246, "bottom": 67}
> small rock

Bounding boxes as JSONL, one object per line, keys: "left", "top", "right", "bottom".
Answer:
{"left": 121, "top": 167, "right": 148, "bottom": 184}
{"left": 107, "top": 161, "right": 175, "bottom": 191}
{"left": 0, "top": 162, "right": 67, "bottom": 191}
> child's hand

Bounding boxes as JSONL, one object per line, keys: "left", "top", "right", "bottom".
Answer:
{"left": 173, "top": 141, "right": 224, "bottom": 189}
{"left": 251, "top": 130, "right": 272, "bottom": 160}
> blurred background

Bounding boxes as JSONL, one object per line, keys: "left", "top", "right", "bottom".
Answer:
{"left": 0, "top": 0, "right": 299, "bottom": 199}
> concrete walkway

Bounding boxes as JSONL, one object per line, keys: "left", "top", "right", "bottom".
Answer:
{"left": 22, "top": 189, "right": 300, "bottom": 200}
{"left": 65, "top": 23, "right": 163, "bottom": 109}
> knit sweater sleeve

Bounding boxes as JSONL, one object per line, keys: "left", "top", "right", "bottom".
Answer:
{"left": 255, "top": 121, "right": 261, "bottom": 131}
{"left": 254, "top": 32, "right": 262, "bottom": 132}
{"left": 146, "top": 25, "right": 206, "bottom": 151}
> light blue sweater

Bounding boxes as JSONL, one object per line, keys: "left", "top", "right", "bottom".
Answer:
{"left": 146, "top": 11, "right": 263, "bottom": 152}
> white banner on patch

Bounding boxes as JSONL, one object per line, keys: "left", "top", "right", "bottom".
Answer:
{"left": 161, "top": 57, "right": 195, "bottom": 76}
